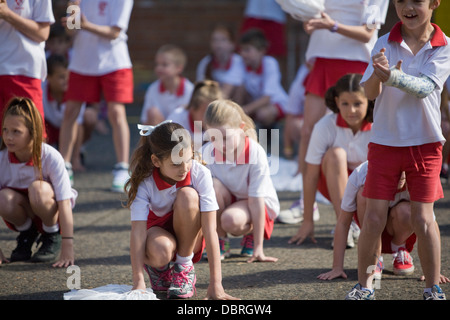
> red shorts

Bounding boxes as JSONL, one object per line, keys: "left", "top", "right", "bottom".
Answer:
{"left": 146, "top": 209, "right": 205, "bottom": 264}
{"left": 66, "top": 68, "right": 134, "bottom": 104}
{"left": 240, "top": 17, "right": 286, "bottom": 57}
{"left": 353, "top": 211, "right": 416, "bottom": 254}
{"left": 304, "top": 58, "right": 368, "bottom": 97}
{"left": 230, "top": 195, "right": 275, "bottom": 240}
{"left": 317, "top": 167, "right": 353, "bottom": 202}
{"left": 45, "top": 122, "right": 60, "bottom": 146}
{"left": 0, "top": 75, "right": 46, "bottom": 137}
{"left": 363, "top": 142, "right": 443, "bottom": 203}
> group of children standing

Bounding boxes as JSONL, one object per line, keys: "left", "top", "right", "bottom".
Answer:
{"left": 1, "top": 0, "right": 450, "bottom": 301}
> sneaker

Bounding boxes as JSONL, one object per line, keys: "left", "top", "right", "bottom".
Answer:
{"left": 31, "top": 232, "right": 62, "bottom": 262}
{"left": 219, "top": 237, "right": 231, "bottom": 260}
{"left": 373, "top": 256, "right": 384, "bottom": 281}
{"left": 392, "top": 248, "right": 414, "bottom": 275}
{"left": 10, "top": 224, "right": 39, "bottom": 262}
{"left": 345, "top": 283, "right": 375, "bottom": 300}
{"left": 423, "top": 285, "right": 446, "bottom": 300}
{"left": 111, "top": 162, "right": 130, "bottom": 193}
{"left": 277, "top": 199, "right": 320, "bottom": 224}
{"left": 350, "top": 220, "right": 360, "bottom": 241}
{"left": 65, "top": 162, "right": 74, "bottom": 187}
{"left": 240, "top": 234, "right": 254, "bottom": 257}
{"left": 167, "top": 263, "right": 196, "bottom": 299}
{"left": 144, "top": 264, "right": 172, "bottom": 291}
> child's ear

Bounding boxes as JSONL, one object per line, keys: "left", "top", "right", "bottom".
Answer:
{"left": 430, "top": 0, "right": 440, "bottom": 10}
{"left": 151, "top": 154, "right": 161, "bottom": 168}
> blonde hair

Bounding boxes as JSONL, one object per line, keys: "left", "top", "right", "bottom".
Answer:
{"left": 187, "top": 80, "right": 223, "bottom": 111}
{"left": 1, "top": 97, "right": 44, "bottom": 179}
{"left": 204, "top": 99, "right": 257, "bottom": 141}
{"left": 156, "top": 44, "right": 187, "bottom": 68}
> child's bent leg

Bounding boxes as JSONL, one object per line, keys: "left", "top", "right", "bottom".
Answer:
{"left": 386, "top": 201, "right": 413, "bottom": 246}
{"left": 411, "top": 201, "right": 441, "bottom": 289}
{"left": 357, "top": 198, "right": 389, "bottom": 289}
{"left": 220, "top": 200, "right": 252, "bottom": 237}
{"left": 0, "top": 188, "right": 32, "bottom": 227}
{"left": 212, "top": 178, "right": 233, "bottom": 238}
{"left": 173, "top": 187, "right": 202, "bottom": 258}
{"left": 28, "top": 181, "right": 58, "bottom": 228}
{"left": 322, "top": 147, "right": 348, "bottom": 218}
{"left": 145, "top": 227, "right": 177, "bottom": 269}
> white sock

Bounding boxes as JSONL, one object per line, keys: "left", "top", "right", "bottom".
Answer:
{"left": 175, "top": 253, "right": 194, "bottom": 266}
{"left": 42, "top": 223, "right": 59, "bottom": 234}
{"left": 15, "top": 218, "right": 32, "bottom": 232}
{"left": 391, "top": 242, "right": 405, "bottom": 253}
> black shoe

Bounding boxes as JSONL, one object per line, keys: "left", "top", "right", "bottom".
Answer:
{"left": 31, "top": 232, "right": 62, "bottom": 263}
{"left": 10, "top": 224, "right": 39, "bottom": 262}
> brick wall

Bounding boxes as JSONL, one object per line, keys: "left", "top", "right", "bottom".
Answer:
{"left": 52, "top": 0, "right": 398, "bottom": 104}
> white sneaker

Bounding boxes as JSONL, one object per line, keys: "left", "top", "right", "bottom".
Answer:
{"left": 111, "top": 163, "right": 130, "bottom": 193}
{"left": 277, "top": 199, "right": 319, "bottom": 224}
{"left": 350, "top": 220, "right": 360, "bottom": 241}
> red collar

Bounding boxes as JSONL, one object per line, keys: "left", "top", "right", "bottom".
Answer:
{"left": 336, "top": 113, "right": 372, "bottom": 132}
{"left": 214, "top": 136, "right": 250, "bottom": 164}
{"left": 9, "top": 152, "right": 34, "bottom": 166}
{"left": 159, "top": 78, "right": 186, "bottom": 97}
{"left": 211, "top": 56, "right": 232, "bottom": 71}
{"left": 388, "top": 22, "right": 448, "bottom": 47}
{"left": 153, "top": 167, "right": 191, "bottom": 190}
{"left": 246, "top": 63, "right": 263, "bottom": 75}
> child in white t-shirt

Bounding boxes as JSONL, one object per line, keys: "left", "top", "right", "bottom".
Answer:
{"left": 287, "top": 74, "right": 373, "bottom": 247}
{"left": 196, "top": 25, "right": 245, "bottom": 101}
{"left": 125, "top": 121, "right": 237, "bottom": 300}
{"left": 351, "top": 0, "right": 450, "bottom": 300}
{"left": 140, "top": 44, "right": 194, "bottom": 125}
{"left": 238, "top": 29, "right": 288, "bottom": 128}
{"left": 60, "top": 0, "right": 134, "bottom": 192}
{"left": 202, "top": 99, "right": 280, "bottom": 263}
{"left": 0, "top": 97, "right": 77, "bottom": 267}
{"left": 0, "top": 0, "right": 55, "bottom": 135}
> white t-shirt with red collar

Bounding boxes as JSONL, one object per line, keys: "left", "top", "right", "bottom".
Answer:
{"left": 140, "top": 77, "right": 195, "bottom": 122}
{"left": 196, "top": 53, "right": 245, "bottom": 87}
{"left": 305, "top": 113, "right": 372, "bottom": 170}
{"left": 0, "top": 0, "right": 55, "bottom": 80}
{"left": 202, "top": 137, "right": 280, "bottom": 220}
{"left": 130, "top": 160, "right": 219, "bottom": 221}
{"left": 243, "top": 55, "right": 288, "bottom": 113}
{"left": 68, "top": 0, "right": 133, "bottom": 76}
{"left": 361, "top": 22, "right": 450, "bottom": 147}
{"left": 0, "top": 143, "right": 78, "bottom": 207}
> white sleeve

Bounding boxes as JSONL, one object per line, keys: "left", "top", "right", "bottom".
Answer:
{"left": 193, "top": 163, "right": 219, "bottom": 213}
{"left": 111, "top": 0, "right": 133, "bottom": 30}
{"left": 305, "top": 116, "right": 335, "bottom": 165}
{"left": 248, "top": 147, "right": 272, "bottom": 198}
{"left": 32, "top": 0, "right": 55, "bottom": 23}
{"left": 130, "top": 182, "right": 151, "bottom": 221}
{"left": 341, "top": 162, "right": 367, "bottom": 212}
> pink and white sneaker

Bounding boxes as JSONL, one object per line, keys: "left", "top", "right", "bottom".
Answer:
{"left": 393, "top": 248, "right": 415, "bottom": 275}
{"left": 167, "top": 263, "right": 196, "bottom": 299}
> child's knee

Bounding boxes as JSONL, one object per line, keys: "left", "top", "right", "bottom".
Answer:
{"left": 174, "top": 187, "right": 199, "bottom": 212}
{"left": 28, "top": 181, "right": 54, "bottom": 206}
{"left": 0, "top": 189, "right": 18, "bottom": 215}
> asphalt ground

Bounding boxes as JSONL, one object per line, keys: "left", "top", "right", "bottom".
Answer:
{"left": 1, "top": 105, "right": 450, "bottom": 311}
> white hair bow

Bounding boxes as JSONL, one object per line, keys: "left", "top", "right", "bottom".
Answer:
{"left": 137, "top": 120, "right": 173, "bottom": 136}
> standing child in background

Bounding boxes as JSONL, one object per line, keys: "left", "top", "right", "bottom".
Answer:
{"left": 196, "top": 25, "right": 245, "bottom": 101}
{"left": 237, "top": 29, "right": 288, "bottom": 128}
{"left": 60, "top": 0, "right": 134, "bottom": 192}
{"left": 350, "top": 0, "right": 450, "bottom": 300}
{"left": 167, "top": 80, "right": 223, "bottom": 148}
{"left": 287, "top": 74, "right": 373, "bottom": 247}
{"left": 239, "top": 0, "right": 287, "bottom": 58}
{"left": 202, "top": 100, "right": 279, "bottom": 263}
{"left": 140, "top": 44, "right": 194, "bottom": 126}
{"left": 0, "top": 97, "right": 77, "bottom": 267}
{"left": 125, "top": 122, "right": 237, "bottom": 300}
{"left": 43, "top": 54, "right": 97, "bottom": 175}
{"left": 0, "top": 0, "right": 55, "bottom": 134}
{"left": 294, "top": 0, "right": 389, "bottom": 215}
